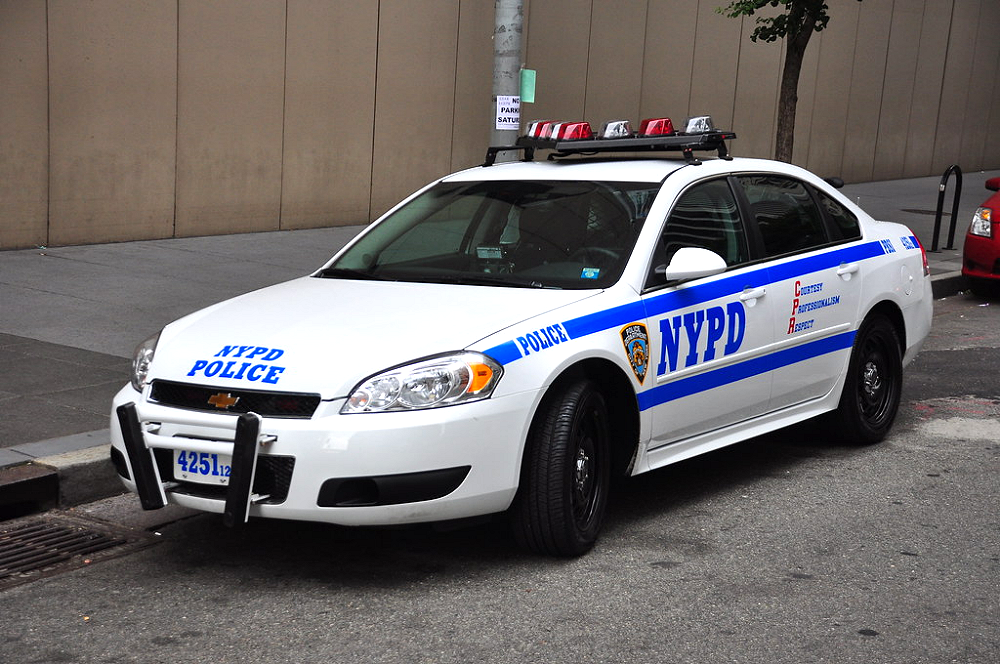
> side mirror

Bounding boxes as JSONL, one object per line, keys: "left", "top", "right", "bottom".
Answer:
{"left": 824, "top": 176, "right": 845, "bottom": 189}
{"left": 985, "top": 177, "right": 1000, "bottom": 192}
{"left": 661, "top": 247, "right": 728, "bottom": 282}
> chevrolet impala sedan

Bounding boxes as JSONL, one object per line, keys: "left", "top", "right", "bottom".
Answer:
{"left": 111, "top": 117, "right": 932, "bottom": 556}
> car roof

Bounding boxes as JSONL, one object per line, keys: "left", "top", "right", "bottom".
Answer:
{"left": 443, "top": 158, "right": 688, "bottom": 183}
{"left": 443, "top": 156, "right": 818, "bottom": 186}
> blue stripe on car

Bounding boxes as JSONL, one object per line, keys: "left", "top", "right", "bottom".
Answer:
{"left": 486, "top": 340, "right": 523, "bottom": 366}
{"left": 636, "top": 330, "right": 856, "bottom": 412}
{"left": 484, "top": 240, "right": 888, "bottom": 365}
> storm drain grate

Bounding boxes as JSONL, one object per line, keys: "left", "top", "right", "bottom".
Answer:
{"left": 0, "top": 514, "right": 159, "bottom": 590}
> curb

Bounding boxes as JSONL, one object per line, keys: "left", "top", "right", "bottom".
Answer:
{"left": 930, "top": 270, "right": 967, "bottom": 300}
{"left": 0, "top": 430, "right": 123, "bottom": 520}
{"left": 36, "top": 444, "right": 123, "bottom": 507}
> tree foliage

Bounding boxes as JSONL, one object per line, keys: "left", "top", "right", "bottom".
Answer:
{"left": 720, "top": 0, "right": 832, "bottom": 44}
{"left": 719, "top": 0, "right": 860, "bottom": 164}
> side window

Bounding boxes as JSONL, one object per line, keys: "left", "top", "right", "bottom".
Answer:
{"left": 655, "top": 178, "right": 749, "bottom": 272}
{"left": 818, "top": 191, "right": 862, "bottom": 240}
{"left": 736, "top": 175, "right": 829, "bottom": 257}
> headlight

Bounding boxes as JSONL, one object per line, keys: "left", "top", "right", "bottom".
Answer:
{"left": 970, "top": 207, "right": 993, "bottom": 238}
{"left": 342, "top": 353, "right": 503, "bottom": 413}
{"left": 131, "top": 332, "right": 160, "bottom": 392}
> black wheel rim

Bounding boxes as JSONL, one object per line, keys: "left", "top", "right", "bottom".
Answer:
{"left": 857, "top": 332, "right": 895, "bottom": 428}
{"left": 571, "top": 402, "right": 604, "bottom": 530}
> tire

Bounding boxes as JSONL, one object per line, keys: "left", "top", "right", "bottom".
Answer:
{"left": 831, "top": 313, "right": 903, "bottom": 444}
{"left": 512, "top": 379, "right": 611, "bottom": 556}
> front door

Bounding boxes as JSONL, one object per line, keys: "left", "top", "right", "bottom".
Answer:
{"left": 639, "top": 177, "right": 775, "bottom": 462}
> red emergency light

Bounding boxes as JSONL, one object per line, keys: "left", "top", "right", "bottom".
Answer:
{"left": 525, "top": 120, "right": 553, "bottom": 139}
{"left": 638, "top": 117, "right": 675, "bottom": 137}
{"left": 549, "top": 121, "right": 593, "bottom": 140}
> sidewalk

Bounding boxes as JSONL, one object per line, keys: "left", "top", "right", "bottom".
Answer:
{"left": 1, "top": 171, "right": 995, "bottom": 518}
{"left": 0, "top": 225, "right": 364, "bottom": 518}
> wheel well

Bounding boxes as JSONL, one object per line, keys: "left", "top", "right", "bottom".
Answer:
{"left": 542, "top": 359, "right": 641, "bottom": 479}
{"left": 865, "top": 300, "right": 906, "bottom": 351}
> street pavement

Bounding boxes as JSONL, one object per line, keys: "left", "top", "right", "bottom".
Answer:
{"left": 1, "top": 292, "right": 996, "bottom": 664}
{"left": 0, "top": 170, "right": 997, "bottom": 516}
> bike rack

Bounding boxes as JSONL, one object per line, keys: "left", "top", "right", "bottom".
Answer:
{"left": 930, "top": 164, "right": 962, "bottom": 252}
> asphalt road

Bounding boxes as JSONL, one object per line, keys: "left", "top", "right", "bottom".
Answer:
{"left": 1, "top": 292, "right": 997, "bottom": 664}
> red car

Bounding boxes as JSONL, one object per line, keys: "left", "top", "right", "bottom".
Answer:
{"left": 963, "top": 177, "right": 1000, "bottom": 296}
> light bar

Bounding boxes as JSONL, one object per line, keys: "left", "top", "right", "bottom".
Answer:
{"left": 484, "top": 112, "right": 735, "bottom": 167}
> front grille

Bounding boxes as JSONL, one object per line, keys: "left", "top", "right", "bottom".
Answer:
{"left": 153, "top": 448, "right": 295, "bottom": 504}
{"left": 150, "top": 380, "right": 321, "bottom": 418}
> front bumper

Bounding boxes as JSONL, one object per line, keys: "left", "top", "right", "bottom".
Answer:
{"left": 962, "top": 232, "right": 1000, "bottom": 281}
{"left": 109, "top": 385, "right": 536, "bottom": 526}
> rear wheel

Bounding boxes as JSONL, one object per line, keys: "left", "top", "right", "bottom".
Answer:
{"left": 512, "top": 379, "right": 610, "bottom": 556}
{"left": 832, "top": 313, "right": 902, "bottom": 444}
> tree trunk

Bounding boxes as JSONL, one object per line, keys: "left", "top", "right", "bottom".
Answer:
{"left": 775, "top": 41, "right": 804, "bottom": 162}
{"left": 774, "top": 4, "right": 819, "bottom": 163}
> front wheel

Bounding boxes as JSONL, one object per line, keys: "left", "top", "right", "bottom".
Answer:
{"left": 512, "top": 379, "right": 611, "bottom": 556}
{"left": 831, "top": 313, "right": 903, "bottom": 444}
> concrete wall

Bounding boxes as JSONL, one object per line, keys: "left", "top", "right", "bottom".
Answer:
{"left": 1, "top": 0, "right": 49, "bottom": 250}
{"left": 2, "top": 0, "right": 998, "bottom": 249}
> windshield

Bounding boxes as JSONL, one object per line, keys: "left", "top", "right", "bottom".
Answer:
{"left": 319, "top": 180, "right": 659, "bottom": 289}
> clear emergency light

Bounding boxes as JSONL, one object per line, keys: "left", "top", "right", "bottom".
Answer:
{"left": 600, "top": 120, "right": 634, "bottom": 139}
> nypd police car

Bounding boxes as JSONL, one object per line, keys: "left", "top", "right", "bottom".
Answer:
{"left": 111, "top": 116, "right": 933, "bottom": 556}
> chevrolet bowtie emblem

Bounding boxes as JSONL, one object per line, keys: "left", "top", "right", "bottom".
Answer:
{"left": 207, "top": 392, "right": 240, "bottom": 410}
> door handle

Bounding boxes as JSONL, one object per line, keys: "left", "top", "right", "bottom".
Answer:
{"left": 837, "top": 263, "right": 860, "bottom": 280}
{"left": 739, "top": 286, "right": 766, "bottom": 305}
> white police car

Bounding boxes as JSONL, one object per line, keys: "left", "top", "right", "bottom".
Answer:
{"left": 111, "top": 116, "right": 933, "bottom": 556}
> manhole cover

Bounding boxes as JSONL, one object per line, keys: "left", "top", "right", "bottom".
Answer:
{"left": 0, "top": 513, "right": 160, "bottom": 590}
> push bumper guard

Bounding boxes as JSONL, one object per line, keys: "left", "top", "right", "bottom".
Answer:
{"left": 115, "top": 402, "right": 269, "bottom": 527}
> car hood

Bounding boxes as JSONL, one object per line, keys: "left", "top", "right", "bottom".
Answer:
{"left": 148, "top": 276, "right": 596, "bottom": 398}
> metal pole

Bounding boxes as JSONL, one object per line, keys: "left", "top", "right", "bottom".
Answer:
{"left": 490, "top": 0, "right": 523, "bottom": 160}
{"left": 944, "top": 166, "right": 963, "bottom": 250}
{"left": 930, "top": 165, "right": 962, "bottom": 253}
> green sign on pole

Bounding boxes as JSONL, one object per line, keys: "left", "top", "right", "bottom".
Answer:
{"left": 520, "top": 69, "right": 536, "bottom": 104}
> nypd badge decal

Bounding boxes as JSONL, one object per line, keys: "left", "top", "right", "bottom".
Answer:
{"left": 620, "top": 323, "right": 649, "bottom": 384}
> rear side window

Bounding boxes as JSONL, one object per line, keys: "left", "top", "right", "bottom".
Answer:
{"left": 736, "top": 175, "right": 828, "bottom": 257}
{"left": 818, "top": 191, "right": 862, "bottom": 240}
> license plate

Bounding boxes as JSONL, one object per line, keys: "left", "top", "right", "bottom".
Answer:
{"left": 173, "top": 450, "right": 232, "bottom": 485}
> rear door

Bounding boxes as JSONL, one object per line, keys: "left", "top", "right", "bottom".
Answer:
{"left": 733, "top": 174, "right": 863, "bottom": 411}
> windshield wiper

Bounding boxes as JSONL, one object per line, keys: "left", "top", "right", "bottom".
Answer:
{"left": 315, "top": 267, "right": 387, "bottom": 281}
{"left": 421, "top": 274, "right": 554, "bottom": 289}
